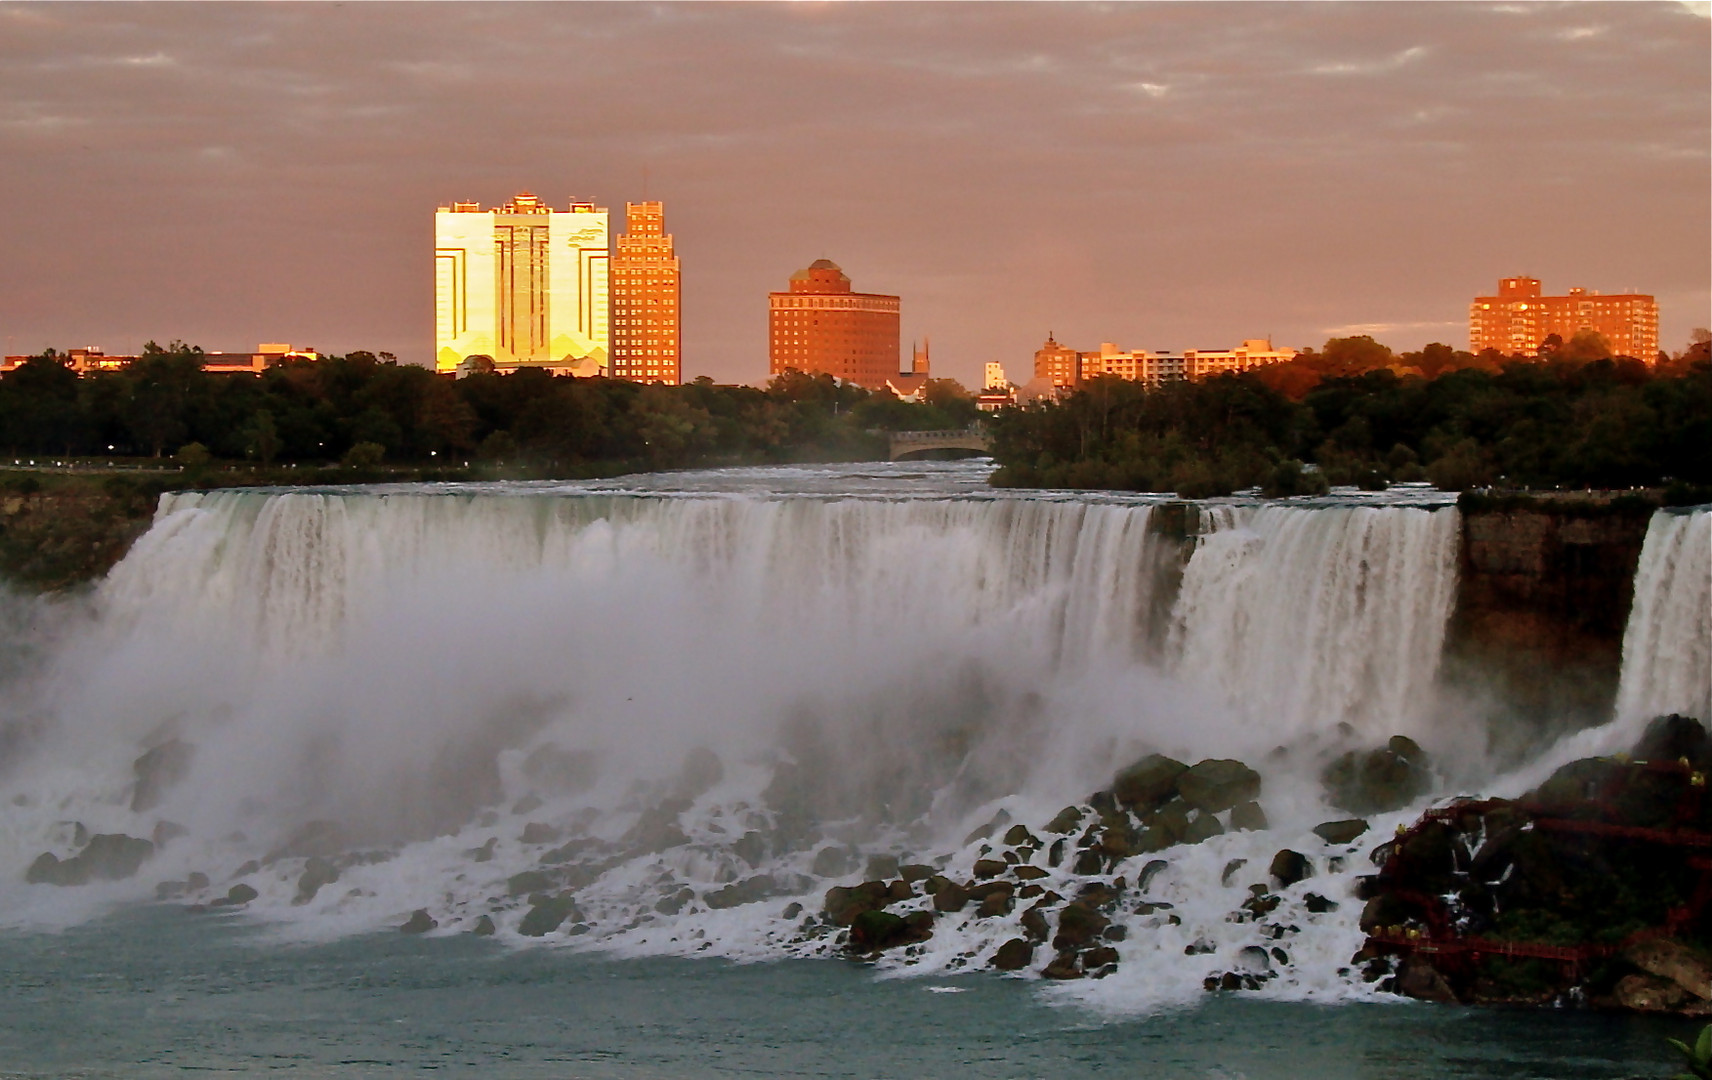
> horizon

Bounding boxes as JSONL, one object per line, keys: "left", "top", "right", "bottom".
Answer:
{"left": 1, "top": 2, "right": 1707, "bottom": 387}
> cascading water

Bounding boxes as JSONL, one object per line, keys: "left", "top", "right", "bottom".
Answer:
{"left": 15, "top": 461, "right": 1671, "bottom": 1015}
{"left": 1615, "top": 508, "right": 1712, "bottom": 730}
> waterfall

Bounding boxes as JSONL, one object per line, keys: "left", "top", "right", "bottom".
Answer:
{"left": 1615, "top": 507, "right": 1712, "bottom": 729}
{"left": 0, "top": 474, "right": 1481, "bottom": 1011}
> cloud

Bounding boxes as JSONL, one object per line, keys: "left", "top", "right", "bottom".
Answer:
{"left": 0, "top": 2, "right": 1704, "bottom": 379}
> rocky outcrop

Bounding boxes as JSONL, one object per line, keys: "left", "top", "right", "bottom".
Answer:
{"left": 1358, "top": 713, "right": 1712, "bottom": 1015}
{"left": 1321, "top": 737, "right": 1432, "bottom": 815}
{"left": 26, "top": 833, "right": 154, "bottom": 886}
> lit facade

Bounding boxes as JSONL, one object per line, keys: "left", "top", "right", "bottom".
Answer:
{"left": 1470, "top": 277, "right": 1659, "bottom": 360}
{"left": 434, "top": 193, "right": 609, "bottom": 375}
{"left": 768, "top": 259, "right": 900, "bottom": 389}
{"left": 1033, "top": 335, "right": 1293, "bottom": 390}
{"left": 610, "top": 201, "right": 680, "bottom": 384}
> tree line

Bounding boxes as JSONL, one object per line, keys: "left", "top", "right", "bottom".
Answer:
{"left": 989, "top": 333, "right": 1712, "bottom": 498}
{"left": 0, "top": 343, "right": 981, "bottom": 473}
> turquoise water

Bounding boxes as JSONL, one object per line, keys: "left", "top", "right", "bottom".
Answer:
{"left": 0, "top": 908, "right": 1685, "bottom": 1079}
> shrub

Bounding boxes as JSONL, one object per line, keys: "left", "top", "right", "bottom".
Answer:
{"left": 342, "top": 442, "right": 386, "bottom": 468}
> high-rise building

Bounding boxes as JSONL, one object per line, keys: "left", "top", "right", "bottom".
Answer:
{"left": 1470, "top": 277, "right": 1659, "bottom": 360}
{"left": 434, "top": 193, "right": 609, "bottom": 375}
{"left": 610, "top": 201, "right": 681, "bottom": 384}
{"left": 768, "top": 259, "right": 900, "bottom": 389}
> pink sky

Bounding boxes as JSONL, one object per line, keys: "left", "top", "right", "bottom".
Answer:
{"left": 1, "top": 2, "right": 1706, "bottom": 387}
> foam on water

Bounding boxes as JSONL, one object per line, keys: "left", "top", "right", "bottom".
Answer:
{"left": 0, "top": 466, "right": 1702, "bottom": 1015}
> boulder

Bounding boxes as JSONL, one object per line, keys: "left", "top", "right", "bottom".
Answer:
{"left": 704, "top": 875, "right": 777, "bottom": 910}
{"left": 1041, "top": 951, "right": 1082, "bottom": 979}
{"left": 1397, "top": 956, "right": 1458, "bottom": 1004}
{"left": 1313, "top": 819, "right": 1370, "bottom": 845}
{"left": 1112, "top": 754, "right": 1189, "bottom": 813}
{"left": 1072, "top": 849, "right": 1105, "bottom": 876}
{"left": 993, "top": 938, "right": 1034, "bottom": 971}
{"left": 1020, "top": 903, "right": 1051, "bottom": 942}
{"left": 1615, "top": 973, "right": 1688, "bottom": 1012}
{"left": 1321, "top": 738, "right": 1431, "bottom": 815}
{"left": 214, "top": 883, "right": 257, "bottom": 907}
{"left": 1177, "top": 760, "right": 1261, "bottom": 814}
{"left": 26, "top": 853, "right": 77, "bottom": 886}
{"left": 1633, "top": 714, "right": 1711, "bottom": 767}
{"left": 1137, "top": 859, "right": 1169, "bottom": 892}
{"left": 1052, "top": 903, "right": 1109, "bottom": 950}
{"left": 655, "top": 887, "right": 695, "bottom": 915}
{"left": 1182, "top": 812, "right": 1225, "bottom": 845}
{"left": 733, "top": 831, "right": 768, "bottom": 868}
{"left": 517, "top": 895, "right": 582, "bottom": 937}
{"left": 471, "top": 914, "right": 496, "bottom": 936}
{"left": 977, "top": 887, "right": 1015, "bottom": 919}
{"left": 899, "top": 863, "right": 936, "bottom": 883}
{"left": 864, "top": 854, "right": 900, "bottom": 881}
{"left": 507, "top": 870, "right": 555, "bottom": 898}
{"left": 848, "top": 909, "right": 932, "bottom": 952}
{"left": 972, "top": 859, "right": 1008, "bottom": 879}
{"left": 1003, "top": 824, "right": 1038, "bottom": 848}
{"left": 1269, "top": 850, "right": 1312, "bottom": 888}
{"left": 1220, "top": 859, "right": 1247, "bottom": 886}
{"left": 812, "top": 845, "right": 856, "bottom": 877}
{"left": 131, "top": 740, "right": 194, "bottom": 813}
{"left": 932, "top": 880, "right": 972, "bottom": 913}
{"left": 1045, "top": 806, "right": 1085, "bottom": 835}
{"left": 1014, "top": 865, "right": 1049, "bottom": 881}
{"left": 401, "top": 909, "right": 437, "bottom": 934}
{"left": 1082, "top": 945, "right": 1119, "bottom": 972}
{"left": 519, "top": 822, "right": 562, "bottom": 846}
{"left": 294, "top": 857, "right": 340, "bottom": 905}
{"left": 1229, "top": 801, "right": 1269, "bottom": 831}
{"left": 824, "top": 881, "right": 889, "bottom": 925}
{"left": 1625, "top": 938, "right": 1712, "bottom": 1000}
{"left": 30, "top": 834, "right": 156, "bottom": 886}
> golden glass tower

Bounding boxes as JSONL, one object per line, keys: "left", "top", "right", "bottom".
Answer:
{"left": 434, "top": 193, "right": 609, "bottom": 375}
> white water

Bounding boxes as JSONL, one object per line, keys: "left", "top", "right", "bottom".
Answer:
{"left": 0, "top": 464, "right": 1699, "bottom": 1013}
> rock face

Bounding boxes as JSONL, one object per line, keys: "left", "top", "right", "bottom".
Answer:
{"left": 1357, "top": 714, "right": 1712, "bottom": 1015}
{"left": 1176, "top": 760, "right": 1261, "bottom": 814}
{"left": 1445, "top": 498, "right": 1653, "bottom": 749}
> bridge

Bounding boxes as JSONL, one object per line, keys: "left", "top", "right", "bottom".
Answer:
{"left": 885, "top": 428, "right": 993, "bottom": 461}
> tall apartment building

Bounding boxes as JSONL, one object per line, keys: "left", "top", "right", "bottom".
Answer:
{"left": 434, "top": 192, "right": 609, "bottom": 375}
{"left": 768, "top": 259, "right": 900, "bottom": 389}
{"left": 1470, "top": 277, "right": 1659, "bottom": 360}
{"left": 609, "top": 201, "right": 681, "bottom": 384}
{"left": 1033, "top": 336, "right": 1293, "bottom": 389}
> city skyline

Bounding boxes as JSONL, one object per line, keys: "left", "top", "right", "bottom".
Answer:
{"left": 1, "top": 3, "right": 1707, "bottom": 388}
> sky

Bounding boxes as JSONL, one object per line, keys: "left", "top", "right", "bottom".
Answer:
{"left": 0, "top": 2, "right": 1707, "bottom": 388}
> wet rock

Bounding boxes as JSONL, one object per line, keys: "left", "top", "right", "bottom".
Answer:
{"left": 212, "top": 883, "right": 257, "bottom": 907}
{"left": 1072, "top": 850, "right": 1105, "bottom": 876}
{"left": 1052, "top": 903, "right": 1109, "bottom": 950}
{"left": 1083, "top": 945, "right": 1119, "bottom": 969}
{"left": 812, "top": 845, "right": 857, "bottom": 877}
{"left": 1045, "top": 806, "right": 1085, "bottom": 835}
{"left": 1237, "top": 945, "right": 1273, "bottom": 973}
{"left": 1313, "top": 819, "right": 1370, "bottom": 845}
{"left": 1229, "top": 801, "right": 1269, "bottom": 831}
{"left": 1615, "top": 973, "right": 1689, "bottom": 1012}
{"left": 972, "top": 858, "right": 1008, "bottom": 879}
{"left": 30, "top": 834, "right": 156, "bottom": 886}
{"left": 1020, "top": 902, "right": 1052, "bottom": 942}
{"left": 655, "top": 887, "right": 695, "bottom": 915}
{"left": 1304, "top": 893, "right": 1339, "bottom": 914}
{"left": 1041, "top": 951, "right": 1082, "bottom": 979}
{"left": 734, "top": 831, "right": 768, "bottom": 869}
{"left": 864, "top": 854, "right": 900, "bottom": 881}
{"left": 1633, "top": 714, "right": 1712, "bottom": 767}
{"left": 1088, "top": 791, "right": 1119, "bottom": 817}
{"left": 826, "top": 881, "right": 890, "bottom": 925}
{"left": 1148, "top": 801, "right": 1192, "bottom": 842}
{"left": 921, "top": 874, "right": 949, "bottom": 895}
{"left": 1096, "top": 821, "right": 1141, "bottom": 860}
{"left": 977, "top": 887, "right": 1015, "bottom": 919}
{"left": 131, "top": 740, "right": 194, "bottom": 813}
{"left": 519, "top": 822, "right": 562, "bottom": 846}
{"left": 1269, "top": 850, "right": 1312, "bottom": 888}
{"left": 674, "top": 747, "right": 724, "bottom": 801}
{"left": 993, "top": 938, "right": 1034, "bottom": 971}
{"left": 1182, "top": 811, "right": 1225, "bottom": 845}
{"left": 962, "top": 810, "right": 1010, "bottom": 846}
{"left": 1137, "top": 859, "right": 1169, "bottom": 892}
{"left": 518, "top": 895, "right": 583, "bottom": 937}
{"left": 1624, "top": 938, "right": 1712, "bottom": 1000}
{"left": 401, "top": 909, "right": 437, "bottom": 934}
{"left": 26, "top": 853, "right": 74, "bottom": 886}
{"left": 520, "top": 743, "right": 599, "bottom": 795}
{"left": 1220, "top": 859, "right": 1247, "bottom": 886}
{"left": 1047, "top": 838, "right": 1066, "bottom": 867}
{"left": 886, "top": 879, "right": 914, "bottom": 902}
{"left": 1102, "top": 924, "right": 1127, "bottom": 942}
{"left": 465, "top": 837, "right": 498, "bottom": 863}
{"left": 1077, "top": 881, "right": 1121, "bottom": 910}
{"left": 848, "top": 909, "right": 933, "bottom": 953}
{"left": 623, "top": 798, "right": 692, "bottom": 854}
{"left": 1013, "top": 865, "right": 1049, "bottom": 881}
{"left": 781, "top": 902, "right": 803, "bottom": 920}
{"left": 1018, "top": 883, "right": 1044, "bottom": 899}
{"left": 1184, "top": 936, "right": 1216, "bottom": 955}
{"left": 507, "top": 870, "right": 555, "bottom": 898}
{"left": 471, "top": 914, "right": 496, "bottom": 936}
{"left": 1321, "top": 737, "right": 1431, "bottom": 815}
{"left": 899, "top": 863, "right": 935, "bottom": 883}
{"left": 293, "top": 856, "right": 340, "bottom": 905}
{"left": 1112, "top": 754, "right": 1189, "bottom": 813}
{"left": 932, "top": 879, "right": 972, "bottom": 913}
{"left": 1177, "top": 759, "right": 1262, "bottom": 814}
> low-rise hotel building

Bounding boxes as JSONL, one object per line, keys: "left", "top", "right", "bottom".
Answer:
{"left": 1470, "top": 277, "right": 1658, "bottom": 360}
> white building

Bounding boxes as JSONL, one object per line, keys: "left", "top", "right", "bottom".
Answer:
{"left": 435, "top": 193, "right": 609, "bottom": 375}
